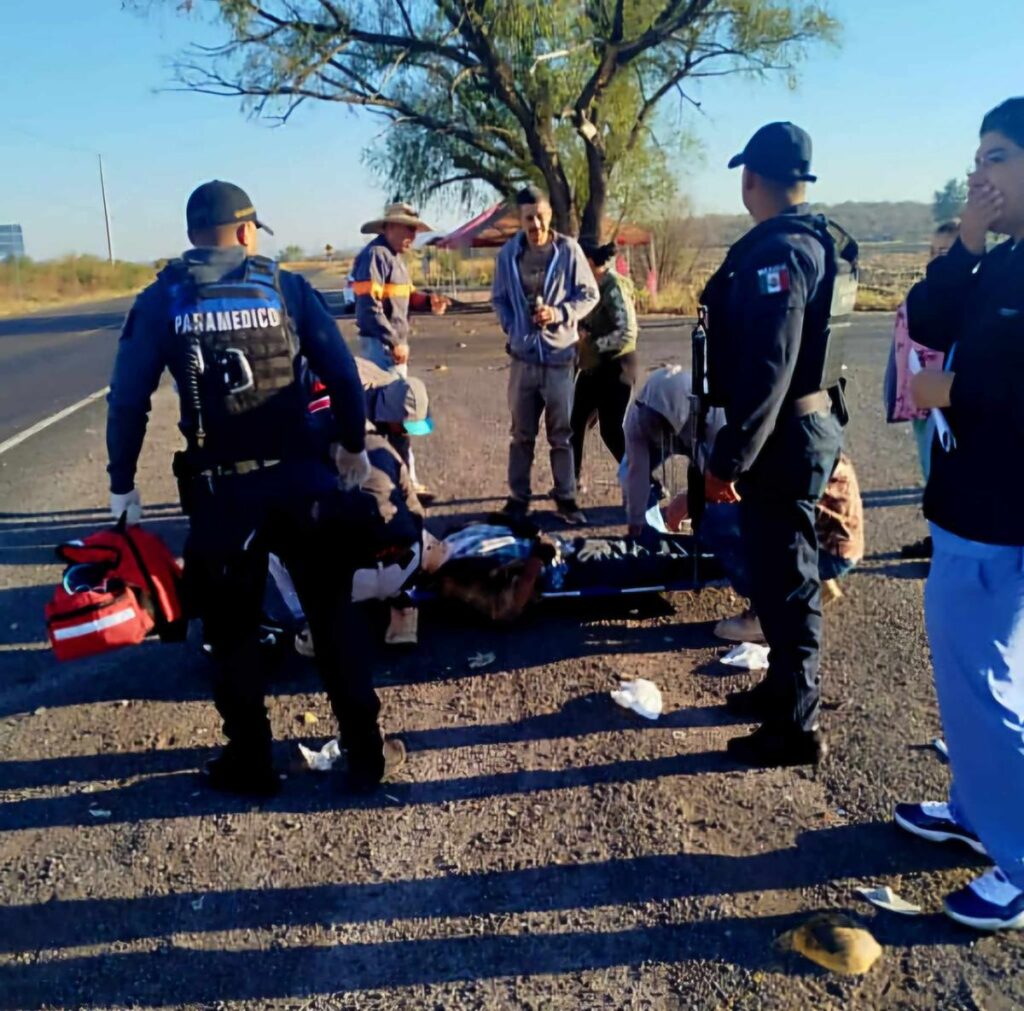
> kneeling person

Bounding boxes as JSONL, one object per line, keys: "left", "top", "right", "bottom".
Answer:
{"left": 621, "top": 365, "right": 725, "bottom": 536}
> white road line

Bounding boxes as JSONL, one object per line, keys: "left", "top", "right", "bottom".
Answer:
{"left": 0, "top": 387, "right": 110, "bottom": 457}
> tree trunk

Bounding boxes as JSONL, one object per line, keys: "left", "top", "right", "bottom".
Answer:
{"left": 580, "top": 138, "right": 607, "bottom": 242}
{"left": 524, "top": 119, "right": 577, "bottom": 234}
{"left": 545, "top": 171, "right": 575, "bottom": 235}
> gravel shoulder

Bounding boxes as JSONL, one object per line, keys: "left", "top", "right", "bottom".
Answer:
{"left": 0, "top": 311, "right": 1019, "bottom": 1010}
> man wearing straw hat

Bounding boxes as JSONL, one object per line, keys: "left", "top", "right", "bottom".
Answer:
{"left": 352, "top": 201, "right": 449, "bottom": 378}
{"left": 353, "top": 202, "right": 449, "bottom": 495}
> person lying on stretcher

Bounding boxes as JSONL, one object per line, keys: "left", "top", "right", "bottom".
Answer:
{"left": 419, "top": 516, "right": 721, "bottom": 622}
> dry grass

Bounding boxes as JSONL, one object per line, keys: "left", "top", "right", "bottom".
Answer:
{"left": 0, "top": 256, "right": 157, "bottom": 317}
{"left": 0, "top": 244, "right": 927, "bottom": 319}
{"left": 645, "top": 245, "right": 927, "bottom": 315}
{"left": 855, "top": 248, "right": 927, "bottom": 311}
{"left": 644, "top": 280, "right": 704, "bottom": 315}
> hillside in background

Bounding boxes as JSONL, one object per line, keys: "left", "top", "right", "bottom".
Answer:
{"left": 693, "top": 200, "right": 936, "bottom": 246}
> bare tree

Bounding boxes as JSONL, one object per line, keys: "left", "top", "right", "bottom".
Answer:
{"left": 165, "top": 0, "right": 838, "bottom": 235}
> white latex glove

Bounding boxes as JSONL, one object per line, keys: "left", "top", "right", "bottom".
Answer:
{"left": 110, "top": 488, "right": 143, "bottom": 525}
{"left": 332, "top": 446, "right": 372, "bottom": 490}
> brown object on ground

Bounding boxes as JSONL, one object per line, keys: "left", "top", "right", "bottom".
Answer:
{"left": 775, "top": 912, "right": 883, "bottom": 976}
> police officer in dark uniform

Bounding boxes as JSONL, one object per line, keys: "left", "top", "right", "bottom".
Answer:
{"left": 106, "top": 180, "right": 404, "bottom": 796}
{"left": 699, "top": 124, "right": 846, "bottom": 767}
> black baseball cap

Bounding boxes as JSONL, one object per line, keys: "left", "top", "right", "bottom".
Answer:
{"left": 186, "top": 180, "right": 275, "bottom": 236}
{"left": 728, "top": 122, "right": 817, "bottom": 183}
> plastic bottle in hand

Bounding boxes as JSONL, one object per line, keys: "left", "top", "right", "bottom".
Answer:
{"left": 534, "top": 295, "right": 545, "bottom": 330}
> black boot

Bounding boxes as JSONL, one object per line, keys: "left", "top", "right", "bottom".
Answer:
{"left": 725, "top": 680, "right": 779, "bottom": 720}
{"left": 208, "top": 639, "right": 276, "bottom": 795}
{"left": 347, "top": 738, "right": 407, "bottom": 793}
{"left": 727, "top": 724, "right": 827, "bottom": 768}
{"left": 501, "top": 497, "right": 529, "bottom": 520}
{"left": 204, "top": 745, "right": 280, "bottom": 797}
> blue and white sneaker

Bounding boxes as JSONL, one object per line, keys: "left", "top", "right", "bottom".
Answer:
{"left": 893, "top": 802, "right": 987, "bottom": 856}
{"left": 944, "top": 868, "right": 1024, "bottom": 931}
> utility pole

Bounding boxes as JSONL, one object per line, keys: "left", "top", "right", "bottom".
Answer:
{"left": 13, "top": 250, "right": 23, "bottom": 303}
{"left": 98, "top": 154, "right": 114, "bottom": 264}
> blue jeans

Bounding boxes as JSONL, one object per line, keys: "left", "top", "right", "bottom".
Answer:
{"left": 927, "top": 523, "right": 1024, "bottom": 888}
{"left": 357, "top": 337, "right": 417, "bottom": 482}
{"left": 358, "top": 336, "right": 407, "bottom": 378}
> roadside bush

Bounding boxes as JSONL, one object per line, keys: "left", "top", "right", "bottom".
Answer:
{"left": 414, "top": 248, "right": 495, "bottom": 290}
{"left": 0, "top": 255, "right": 156, "bottom": 310}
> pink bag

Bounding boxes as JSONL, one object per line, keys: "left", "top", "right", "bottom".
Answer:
{"left": 888, "top": 301, "right": 944, "bottom": 423}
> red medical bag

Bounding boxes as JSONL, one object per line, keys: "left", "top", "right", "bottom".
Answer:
{"left": 45, "top": 518, "right": 185, "bottom": 661}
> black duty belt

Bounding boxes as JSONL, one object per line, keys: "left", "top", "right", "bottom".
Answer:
{"left": 790, "top": 391, "right": 832, "bottom": 418}
{"left": 198, "top": 458, "right": 282, "bottom": 478}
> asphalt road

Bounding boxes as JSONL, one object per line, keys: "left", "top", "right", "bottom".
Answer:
{"left": 0, "top": 298, "right": 133, "bottom": 447}
{"left": 2, "top": 303, "right": 1021, "bottom": 1010}
{"left": 0, "top": 266, "right": 342, "bottom": 448}
{"left": 0, "top": 291, "right": 889, "bottom": 448}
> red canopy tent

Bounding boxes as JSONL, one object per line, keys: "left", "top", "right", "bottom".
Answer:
{"left": 433, "top": 202, "right": 514, "bottom": 249}
{"left": 432, "top": 201, "right": 657, "bottom": 297}
{"left": 435, "top": 201, "right": 652, "bottom": 249}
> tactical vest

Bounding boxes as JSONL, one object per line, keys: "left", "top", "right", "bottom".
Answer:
{"left": 700, "top": 214, "right": 858, "bottom": 408}
{"left": 166, "top": 256, "right": 306, "bottom": 464}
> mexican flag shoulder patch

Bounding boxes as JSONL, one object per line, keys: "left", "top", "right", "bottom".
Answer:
{"left": 757, "top": 264, "right": 790, "bottom": 295}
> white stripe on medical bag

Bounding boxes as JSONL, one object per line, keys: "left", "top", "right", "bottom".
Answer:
{"left": 52, "top": 607, "right": 138, "bottom": 641}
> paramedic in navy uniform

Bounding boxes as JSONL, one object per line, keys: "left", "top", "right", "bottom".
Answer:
{"left": 105, "top": 180, "right": 404, "bottom": 796}
{"left": 699, "top": 124, "right": 844, "bottom": 769}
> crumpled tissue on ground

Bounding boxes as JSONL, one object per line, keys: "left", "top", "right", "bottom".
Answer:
{"left": 611, "top": 678, "right": 663, "bottom": 720}
{"left": 855, "top": 885, "right": 922, "bottom": 916}
{"left": 298, "top": 738, "right": 342, "bottom": 772}
{"left": 719, "top": 642, "right": 771, "bottom": 670}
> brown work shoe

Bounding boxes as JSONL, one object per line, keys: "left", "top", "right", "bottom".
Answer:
{"left": 822, "top": 578, "right": 844, "bottom": 604}
{"left": 555, "top": 498, "right": 587, "bottom": 526}
{"left": 383, "top": 738, "right": 407, "bottom": 779}
{"left": 714, "top": 608, "right": 765, "bottom": 643}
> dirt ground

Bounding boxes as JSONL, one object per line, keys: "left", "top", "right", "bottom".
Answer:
{"left": 0, "top": 310, "right": 1021, "bottom": 1010}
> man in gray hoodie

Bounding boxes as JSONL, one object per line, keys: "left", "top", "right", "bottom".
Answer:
{"left": 492, "top": 186, "right": 599, "bottom": 524}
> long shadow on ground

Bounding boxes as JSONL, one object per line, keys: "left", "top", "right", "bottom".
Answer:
{"left": 0, "top": 822, "right": 978, "bottom": 1008}
{"left": 0, "top": 693, "right": 747, "bottom": 792}
{"left": 0, "top": 745, "right": 739, "bottom": 832}
{"left": 0, "top": 589, "right": 714, "bottom": 715}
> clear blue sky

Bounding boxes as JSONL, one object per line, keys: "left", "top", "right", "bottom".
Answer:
{"left": 1, "top": 0, "right": 1021, "bottom": 262}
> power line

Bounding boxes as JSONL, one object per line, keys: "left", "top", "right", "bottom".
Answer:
{"left": 0, "top": 120, "right": 116, "bottom": 261}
